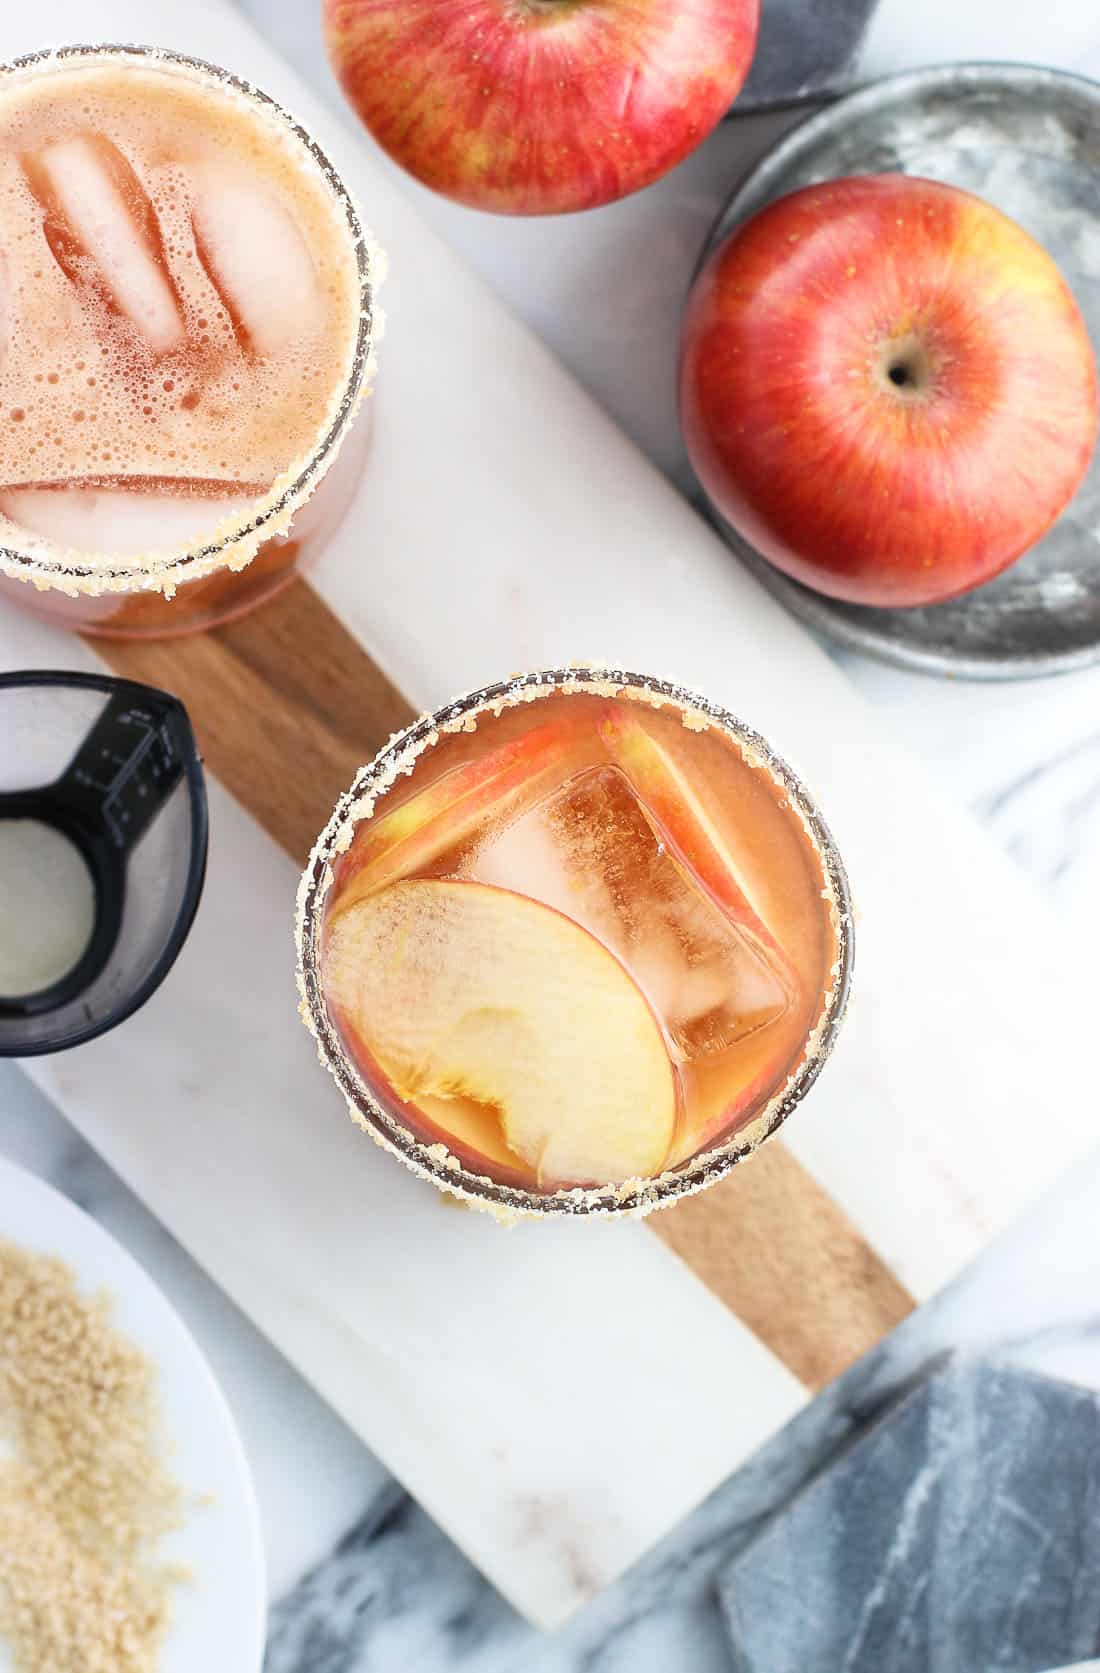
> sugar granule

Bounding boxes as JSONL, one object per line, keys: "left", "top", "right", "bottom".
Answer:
{"left": 0, "top": 1238, "right": 187, "bottom": 1672}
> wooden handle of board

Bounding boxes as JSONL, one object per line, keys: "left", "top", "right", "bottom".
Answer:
{"left": 97, "top": 577, "right": 414, "bottom": 869}
{"left": 649, "top": 1147, "right": 912, "bottom": 1390}
{"left": 92, "top": 576, "right": 913, "bottom": 1391}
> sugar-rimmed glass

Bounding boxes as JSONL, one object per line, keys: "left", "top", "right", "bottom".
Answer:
{"left": 296, "top": 667, "right": 854, "bottom": 1220}
{"left": 0, "top": 42, "right": 379, "bottom": 639}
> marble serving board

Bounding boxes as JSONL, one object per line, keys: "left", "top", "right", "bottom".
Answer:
{"left": 3, "top": 0, "right": 1099, "bottom": 1631}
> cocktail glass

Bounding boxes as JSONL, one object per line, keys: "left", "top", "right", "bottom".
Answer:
{"left": 0, "top": 43, "right": 379, "bottom": 639}
{"left": 296, "top": 667, "right": 854, "bottom": 1220}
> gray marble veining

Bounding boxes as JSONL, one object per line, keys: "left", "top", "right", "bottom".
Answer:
{"left": 719, "top": 1363, "right": 1100, "bottom": 1672}
{"left": 257, "top": 1268, "right": 1100, "bottom": 1670}
{"left": 979, "top": 735, "right": 1100, "bottom": 909}
{"left": 263, "top": 1343, "right": 1100, "bottom": 1670}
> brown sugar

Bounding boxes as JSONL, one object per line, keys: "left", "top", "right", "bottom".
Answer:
{"left": 0, "top": 1237, "right": 187, "bottom": 1672}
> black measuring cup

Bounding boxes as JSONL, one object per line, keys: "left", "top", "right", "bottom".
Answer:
{"left": 0, "top": 670, "right": 207, "bottom": 1055}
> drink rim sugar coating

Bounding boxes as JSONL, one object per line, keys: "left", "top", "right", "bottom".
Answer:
{"left": 295, "top": 667, "right": 855, "bottom": 1223}
{"left": 0, "top": 42, "right": 382, "bottom": 600}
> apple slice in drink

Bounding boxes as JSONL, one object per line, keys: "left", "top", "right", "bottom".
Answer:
{"left": 598, "top": 702, "right": 800, "bottom": 998}
{"left": 327, "top": 1015, "right": 535, "bottom": 1186}
{"left": 324, "top": 877, "right": 678, "bottom": 1188}
{"left": 328, "top": 718, "right": 592, "bottom": 920}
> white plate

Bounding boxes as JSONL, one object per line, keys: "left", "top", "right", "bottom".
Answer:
{"left": 0, "top": 1157, "right": 265, "bottom": 1673}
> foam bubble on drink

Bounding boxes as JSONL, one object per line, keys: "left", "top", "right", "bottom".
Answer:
{"left": 0, "top": 250, "right": 10, "bottom": 366}
{"left": 0, "top": 56, "right": 363, "bottom": 561}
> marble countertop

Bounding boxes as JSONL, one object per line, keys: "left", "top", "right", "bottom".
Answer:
{"left": 3, "top": 4, "right": 1100, "bottom": 1668}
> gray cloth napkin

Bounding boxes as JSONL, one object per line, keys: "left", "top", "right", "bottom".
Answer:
{"left": 718, "top": 1361, "right": 1100, "bottom": 1672}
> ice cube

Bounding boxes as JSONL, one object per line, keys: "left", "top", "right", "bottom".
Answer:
{"left": 0, "top": 250, "right": 9, "bottom": 366}
{"left": 0, "top": 479, "right": 259, "bottom": 556}
{"left": 23, "top": 135, "right": 185, "bottom": 354}
{"left": 191, "top": 175, "right": 320, "bottom": 357}
{"left": 470, "top": 766, "right": 792, "bottom": 1062}
{"left": 329, "top": 714, "right": 600, "bottom": 918}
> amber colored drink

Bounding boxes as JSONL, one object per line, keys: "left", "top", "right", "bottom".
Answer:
{"left": 0, "top": 45, "right": 377, "bottom": 637}
{"left": 297, "top": 670, "right": 853, "bottom": 1218}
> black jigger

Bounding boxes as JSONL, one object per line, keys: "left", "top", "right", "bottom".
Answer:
{"left": 0, "top": 671, "right": 207, "bottom": 1056}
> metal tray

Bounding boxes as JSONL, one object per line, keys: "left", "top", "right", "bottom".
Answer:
{"left": 702, "top": 62, "right": 1100, "bottom": 680}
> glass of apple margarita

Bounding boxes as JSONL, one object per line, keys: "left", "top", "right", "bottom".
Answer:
{"left": 0, "top": 43, "right": 378, "bottom": 639}
{"left": 296, "top": 668, "right": 853, "bottom": 1219}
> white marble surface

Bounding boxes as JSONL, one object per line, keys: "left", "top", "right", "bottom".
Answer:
{"left": 3, "top": 1, "right": 1100, "bottom": 1666}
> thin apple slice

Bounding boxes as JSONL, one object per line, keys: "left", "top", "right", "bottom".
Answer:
{"left": 329, "top": 718, "right": 589, "bottom": 920}
{"left": 598, "top": 703, "right": 800, "bottom": 997}
{"left": 324, "top": 877, "right": 678, "bottom": 1188}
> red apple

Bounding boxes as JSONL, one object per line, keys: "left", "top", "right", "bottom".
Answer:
{"left": 322, "top": 0, "right": 759, "bottom": 215}
{"left": 680, "top": 174, "right": 1099, "bottom": 608}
